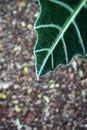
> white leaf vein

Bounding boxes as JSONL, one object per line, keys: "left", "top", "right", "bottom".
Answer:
{"left": 62, "top": 37, "right": 68, "bottom": 64}
{"left": 49, "top": 0, "right": 86, "bottom": 54}
{"left": 34, "top": 48, "right": 49, "bottom": 53}
{"left": 35, "top": 24, "right": 61, "bottom": 30}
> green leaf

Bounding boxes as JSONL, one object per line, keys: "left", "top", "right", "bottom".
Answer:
{"left": 34, "top": 0, "right": 87, "bottom": 78}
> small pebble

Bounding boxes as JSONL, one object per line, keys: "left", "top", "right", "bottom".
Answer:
{"left": 56, "top": 108, "right": 59, "bottom": 112}
{"left": 33, "top": 127, "right": 37, "bottom": 130}
{"left": 35, "top": 100, "right": 41, "bottom": 105}
{"left": 34, "top": 12, "right": 39, "bottom": 18}
{"left": 48, "top": 79, "right": 55, "bottom": 84}
{"left": 44, "top": 96, "right": 50, "bottom": 103}
{"left": 37, "top": 94, "right": 42, "bottom": 99}
{"left": 0, "top": 71, "right": 6, "bottom": 78}
{"left": 27, "top": 24, "right": 32, "bottom": 29}
{"left": 55, "top": 83, "right": 60, "bottom": 88}
{"left": 27, "top": 88, "right": 33, "bottom": 94}
{"left": 82, "top": 89, "right": 87, "bottom": 102}
{"left": 13, "top": 100, "right": 19, "bottom": 104}
{"left": 21, "top": 21, "right": 26, "bottom": 27}
{"left": 15, "top": 107, "right": 23, "bottom": 113}
{"left": 50, "top": 84, "right": 55, "bottom": 89}
{"left": 48, "top": 89, "right": 53, "bottom": 93}
{"left": 15, "top": 118, "right": 23, "bottom": 130}
{"left": 12, "top": 19, "right": 16, "bottom": 26}
{"left": 23, "top": 66, "right": 29, "bottom": 73}
{"left": 34, "top": 117, "right": 39, "bottom": 122}
{"left": 78, "top": 70, "right": 84, "bottom": 77}
{"left": 0, "top": 93, "right": 7, "bottom": 100}
{"left": 72, "top": 60, "right": 77, "bottom": 71}
{"left": 13, "top": 10, "right": 17, "bottom": 14}
{"left": 14, "top": 84, "right": 20, "bottom": 89}
{"left": 69, "top": 73, "right": 74, "bottom": 80}
{"left": 14, "top": 45, "right": 21, "bottom": 51}
{"left": 17, "top": 1, "right": 25, "bottom": 7}
{"left": 47, "top": 124, "right": 53, "bottom": 128}
{"left": 1, "top": 117, "right": 6, "bottom": 122}
{"left": 0, "top": 57, "right": 5, "bottom": 63}
{"left": 0, "top": 82, "right": 10, "bottom": 89}
{"left": 12, "top": 95, "right": 17, "bottom": 99}
{"left": 15, "top": 62, "right": 22, "bottom": 70}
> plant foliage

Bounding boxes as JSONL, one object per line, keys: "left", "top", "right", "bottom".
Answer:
{"left": 34, "top": 0, "right": 87, "bottom": 78}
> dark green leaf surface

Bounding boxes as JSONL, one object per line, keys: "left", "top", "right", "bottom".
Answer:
{"left": 34, "top": 0, "right": 87, "bottom": 78}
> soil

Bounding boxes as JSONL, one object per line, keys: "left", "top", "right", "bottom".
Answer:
{"left": 0, "top": 0, "right": 87, "bottom": 130}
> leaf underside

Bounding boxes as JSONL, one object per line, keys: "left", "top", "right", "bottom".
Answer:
{"left": 34, "top": 0, "right": 87, "bottom": 78}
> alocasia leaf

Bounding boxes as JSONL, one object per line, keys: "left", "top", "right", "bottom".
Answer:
{"left": 34, "top": 0, "right": 87, "bottom": 78}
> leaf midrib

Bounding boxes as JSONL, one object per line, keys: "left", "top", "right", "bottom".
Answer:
{"left": 37, "top": 0, "right": 87, "bottom": 78}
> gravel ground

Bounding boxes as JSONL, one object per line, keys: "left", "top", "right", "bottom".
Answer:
{"left": 0, "top": 1, "right": 87, "bottom": 130}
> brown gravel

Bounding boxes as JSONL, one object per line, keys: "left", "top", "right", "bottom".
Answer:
{"left": 0, "top": 0, "right": 87, "bottom": 130}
